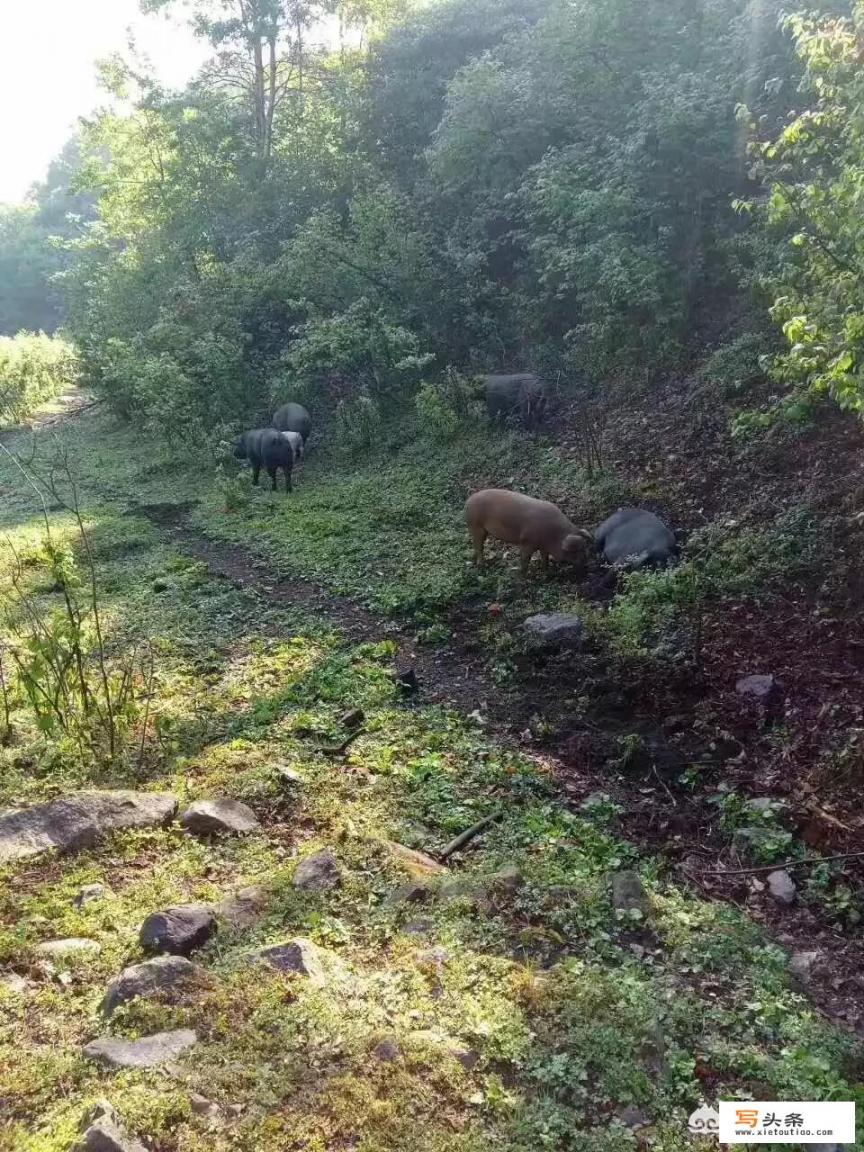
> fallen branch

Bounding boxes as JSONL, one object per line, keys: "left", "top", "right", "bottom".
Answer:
{"left": 439, "top": 810, "right": 505, "bottom": 862}
{"left": 319, "top": 727, "right": 366, "bottom": 756}
{"left": 694, "top": 850, "right": 864, "bottom": 878}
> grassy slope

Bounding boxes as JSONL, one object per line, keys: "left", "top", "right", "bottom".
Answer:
{"left": 0, "top": 410, "right": 862, "bottom": 1151}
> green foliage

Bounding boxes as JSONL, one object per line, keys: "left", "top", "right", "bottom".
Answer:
{"left": 0, "top": 333, "right": 78, "bottom": 426}
{"left": 415, "top": 369, "right": 480, "bottom": 441}
{"left": 750, "top": 2, "right": 864, "bottom": 415}
{"left": 287, "top": 298, "right": 434, "bottom": 409}
{"left": 697, "top": 332, "right": 777, "bottom": 397}
{"left": 333, "top": 394, "right": 383, "bottom": 456}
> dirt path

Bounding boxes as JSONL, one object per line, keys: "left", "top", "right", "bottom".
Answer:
{"left": 134, "top": 498, "right": 864, "bottom": 1038}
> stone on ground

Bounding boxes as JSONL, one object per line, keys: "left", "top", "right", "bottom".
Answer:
{"left": 74, "top": 882, "right": 109, "bottom": 909}
{"left": 35, "top": 937, "right": 101, "bottom": 958}
{"left": 82, "top": 1029, "right": 197, "bottom": 1069}
{"left": 611, "top": 870, "right": 650, "bottom": 917}
{"left": 735, "top": 673, "right": 781, "bottom": 705}
{"left": 249, "top": 937, "right": 329, "bottom": 983}
{"left": 767, "top": 869, "right": 796, "bottom": 905}
{"left": 180, "top": 798, "right": 260, "bottom": 836}
{"left": 139, "top": 905, "right": 217, "bottom": 956}
{"left": 385, "top": 880, "right": 432, "bottom": 906}
{"left": 521, "top": 612, "right": 585, "bottom": 651}
{"left": 0, "top": 791, "right": 178, "bottom": 864}
{"left": 293, "top": 849, "right": 342, "bottom": 892}
{"left": 74, "top": 1107, "right": 147, "bottom": 1152}
{"left": 788, "top": 951, "right": 820, "bottom": 982}
{"left": 101, "top": 955, "right": 201, "bottom": 1016}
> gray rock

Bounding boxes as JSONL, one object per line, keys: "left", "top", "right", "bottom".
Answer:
{"left": 788, "top": 950, "right": 820, "bottom": 981}
{"left": 75, "top": 1118, "right": 147, "bottom": 1152}
{"left": 736, "top": 674, "right": 781, "bottom": 705}
{"left": 188, "top": 1093, "right": 221, "bottom": 1123}
{"left": 769, "top": 867, "right": 797, "bottom": 898}
{"left": 139, "top": 905, "right": 217, "bottom": 956}
{"left": 79, "top": 1099, "right": 118, "bottom": 1130}
{"left": 293, "top": 849, "right": 342, "bottom": 892}
{"left": 611, "top": 870, "right": 649, "bottom": 918}
{"left": 372, "top": 1037, "right": 402, "bottom": 1063}
{"left": 74, "top": 883, "right": 109, "bottom": 909}
{"left": 35, "top": 937, "right": 101, "bottom": 959}
{"left": 82, "top": 1029, "right": 197, "bottom": 1069}
{"left": 250, "top": 937, "right": 325, "bottom": 983}
{"left": 180, "top": 798, "right": 259, "bottom": 837}
{"left": 489, "top": 864, "right": 524, "bottom": 892}
{"left": 216, "top": 885, "right": 269, "bottom": 930}
{"left": 767, "top": 869, "right": 796, "bottom": 905}
{"left": 102, "top": 955, "right": 201, "bottom": 1016}
{"left": 521, "top": 613, "right": 585, "bottom": 651}
{"left": 385, "top": 880, "right": 431, "bottom": 907}
{"left": 0, "top": 791, "right": 177, "bottom": 864}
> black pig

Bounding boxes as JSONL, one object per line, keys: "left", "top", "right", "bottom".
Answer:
{"left": 233, "top": 428, "right": 294, "bottom": 492}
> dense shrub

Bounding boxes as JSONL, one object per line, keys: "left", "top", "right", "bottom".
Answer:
{"left": 697, "top": 332, "right": 778, "bottom": 397}
{"left": 415, "top": 369, "right": 481, "bottom": 441}
{"left": 334, "top": 394, "right": 383, "bottom": 457}
{"left": 0, "top": 333, "right": 78, "bottom": 426}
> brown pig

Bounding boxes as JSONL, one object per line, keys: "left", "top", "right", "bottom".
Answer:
{"left": 465, "top": 488, "right": 593, "bottom": 576}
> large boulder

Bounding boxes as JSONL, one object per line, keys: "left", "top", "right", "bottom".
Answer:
{"left": 0, "top": 791, "right": 177, "bottom": 864}
{"left": 180, "top": 798, "right": 259, "bottom": 837}
{"left": 102, "top": 955, "right": 201, "bottom": 1016}
{"left": 595, "top": 508, "right": 677, "bottom": 569}
{"left": 139, "top": 905, "right": 217, "bottom": 956}
{"left": 82, "top": 1029, "right": 197, "bottom": 1069}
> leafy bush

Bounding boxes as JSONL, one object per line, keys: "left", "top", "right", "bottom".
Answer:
{"left": 749, "top": 4, "right": 864, "bottom": 415}
{"left": 0, "top": 333, "right": 78, "bottom": 426}
{"left": 334, "top": 395, "right": 383, "bottom": 457}
{"left": 697, "top": 332, "right": 777, "bottom": 397}
{"left": 287, "top": 299, "right": 434, "bottom": 410}
{"left": 415, "top": 369, "right": 480, "bottom": 441}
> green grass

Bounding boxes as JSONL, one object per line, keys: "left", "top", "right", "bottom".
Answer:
{"left": 0, "top": 409, "right": 861, "bottom": 1150}
{"left": 1, "top": 408, "right": 631, "bottom": 619}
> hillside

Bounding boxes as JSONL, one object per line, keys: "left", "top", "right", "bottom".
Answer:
{"left": 1, "top": 373, "right": 863, "bottom": 1149}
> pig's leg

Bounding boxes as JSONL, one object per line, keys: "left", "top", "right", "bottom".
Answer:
{"left": 470, "top": 526, "right": 487, "bottom": 568}
{"left": 251, "top": 463, "right": 261, "bottom": 486}
{"left": 285, "top": 467, "right": 292, "bottom": 493}
{"left": 519, "top": 545, "right": 534, "bottom": 576}
{"left": 268, "top": 467, "right": 278, "bottom": 491}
